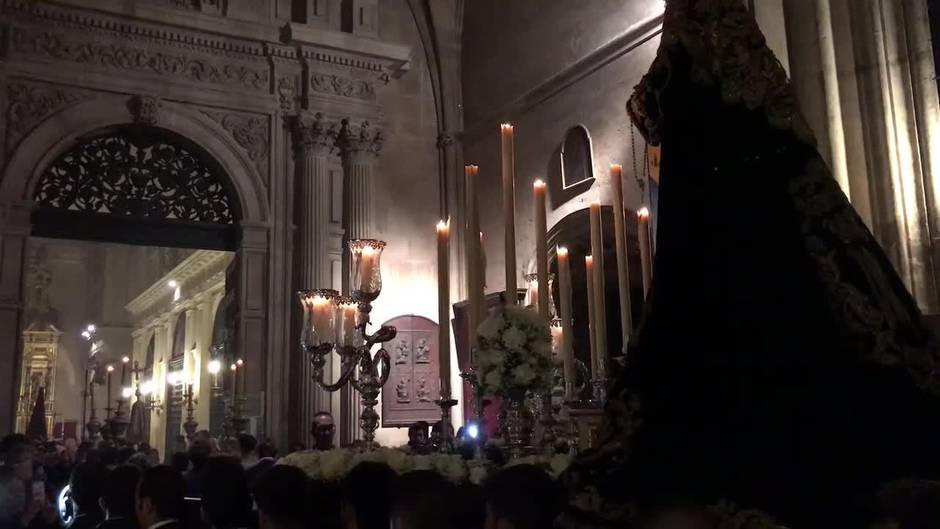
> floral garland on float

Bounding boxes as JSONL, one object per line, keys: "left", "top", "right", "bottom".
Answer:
{"left": 278, "top": 447, "right": 571, "bottom": 485}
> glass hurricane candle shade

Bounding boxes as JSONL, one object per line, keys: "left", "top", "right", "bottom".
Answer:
{"left": 349, "top": 239, "right": 386, "bottom": 301}
{"left": 334, "top": 296, "right": 358, "bottom": 347}
{"left": 299, "top": 289, "right": 339, "bottom": 347}
{"left": 523, "top": 273, "right": 557, "bottom": 316}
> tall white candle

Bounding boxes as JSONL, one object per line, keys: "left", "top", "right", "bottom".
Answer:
{"left": 466, "top": 165, "right": 484, "bottom": 342}
{"left": 501, "top": 124, "right": 518, "bottom": 303}
{"left": 437, "top": 219, "right": 452, "bottom": 398}
{"left": 589, "top": 202, "right": 608, "bottom": 379}
{"left": 335, "top": 297, "right": 358, "bottom": 347}
{"left": 533, "top": 179, "right": 549, "bottom": 321}
{"left": 638, "top": 207, "right": 653, "bottom": 298}
{"left": 557, "top": 247, "right": 575, "bottom": 399}
{"left": 358, "top": 246, "right": 378, "bottom": 292}
{"left": 311, "top": 294, "right": 336, "bottom": 345}
{"left": 609, "top": 164, "right": 633, "bottom": 353}
{"left": 585, "top": 255, "right": 598, "bottom": 379}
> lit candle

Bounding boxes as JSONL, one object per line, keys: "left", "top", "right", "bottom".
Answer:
{"left": 480, "top": 231, "right": 487, "bottom": 291}
{"left": 501, "top": 124, "right": 518, "bottom": 303}
{"left": 229, "top": 363, "right": 237, "bottom": 397}
{"left": 638, "top": 207, "right": 653, "bottom": 297}
{"left": 437, "top": 219, "right": 452, "bottom": 398}
{"left": 106, "top": 365, "right": 114, "bottom": 411}
{"left": 121, "top": 356, "right": 130, "bottom": 387}
{"left": 609, "top": 164, "right": 633, "bottom": 353}
{"left": 533, "top": 179, "right": 549, "bottom": 320}
{"left": 589, "top": 201, "right": 608, "bottom": 379}
{"left": 465, "top": 165, "right": 484, "bottom": 341}
{"left": 335, "top": 296, "right": 358, "bottom": 347}
{"left": 236, "top": 358, "right": 245, "bottom": 399}
{"left": 585, "top": 255, "right": 598, "bottom": 378}
{"left": 557, "top": 247, "right": 575, "bottom": 399}
{"left": 359, "top": 246, "right": 378, "bottom": 293}
{"left": 311, "top": 292, "right": 337, "bottom": 345}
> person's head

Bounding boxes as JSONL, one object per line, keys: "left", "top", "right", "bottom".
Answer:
{"left": 171, "top": 452, "right": 190, "bottom": 473}
{"left": 188, "top": 439, "right": 212, "bottom": 472}
{"left": 117, "top": 446, "right": 136, "bottom": 465}
{"left": 430, "top": 421, "right": 454, "bottom": 451}
{"left": 100, "top": 465, "right": 141, "bottom": 519}
{"left": 308, "top": 480, "right": 341, "bottom": 529}
{"left": 454, "top": 483, "right": 486, "bottom": 529}
{"left": 407, "top": 422, "right": 430, "bottom": 454}
{"left": 0, "top": 466, "right": 26, "bottom": 521}
{"left": 484, "top": 465, "right": 564, "bottom": 529}
{"left": 237, "top": 435, "right": 257, "bottom": 460}
{"left": 390, "top": 471, "right": 456, "bottom": 529}
{"left": 70, "top": 461, "right": 107, "bottom": 517}
{"left": 340, "top": 462, "right": 397, "bottom": 529}
{"left": 871, "top": 479, "right": 940, "bottom": 529}
{"left": 136, "top": 465, "right": 185, "bottom": 528}
{"left": 311, "top": 412, "right": 335, "bottom": 450}
{"left": 636, "top": 497, "right": 715, "bottom": 529}
{"left": 1, "top": 435, "right": 34, "bottom": 482}
{"left": 257, "top": 441, "right": 277, "bottom": 460}
{"left": 201, "top": 457, "right": 252, "bottom": 529}
{"left": 253, "top": 465, "right": 310, "bottom": 529}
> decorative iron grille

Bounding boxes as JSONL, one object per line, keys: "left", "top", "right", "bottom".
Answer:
{"left": 34, "top": 130, "right": 234, "bottom": 224}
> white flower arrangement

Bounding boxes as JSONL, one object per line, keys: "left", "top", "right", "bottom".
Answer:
{"left": 278, "top": 447, "right": 497, "bottom": 485}
{"left": 474, "top": 305, "right": 554, "bottom": 397}
{"left": 278, "top": 447, "right": 572, "bottom": 485}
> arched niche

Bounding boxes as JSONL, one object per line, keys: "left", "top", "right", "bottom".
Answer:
{"left": 0, "top": 96, "right": 273, "bottom": 439}
{"left": 547, "top": 125, "right": 597, "bottom": 209}
{"left": 547, "top": 206, "right": 645, "bottom": 388}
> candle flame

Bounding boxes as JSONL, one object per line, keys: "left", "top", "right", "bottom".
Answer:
{"left": 464, "top": 164, "right": 479, "bottom": 176}
{"left": 585, "top": 255, "right": 594, "bottom": 265}
{"left": 500, "top": 123, "right": 513, "bottom": 131}
{"left": 591, "top": 199, "right": 601, "bottom": 207}
{"left": 107, "top": 365, "right": 115, "bottom": 372}
{"left": 230, "top": 363, "right": 237, "bottom": 371}
{"left": 436, "top": 218, "right": 450, "bottom": 233}
{"left": 610, "top": 163, "right": 622, "bottom": 171}
{"left": 533, "top": 179, "right": 546, "bottom": 189}
{"left": 638, "top": 206, "right": 650, "bottom": 219}
{"left": 557, "top": 246, "right": 568, "bottom": 258}
{"left": 236, "top": 358, "right": 244, "bottom": 367}
{"left": 122, "top": 356, "right": 130, "bottom": 363}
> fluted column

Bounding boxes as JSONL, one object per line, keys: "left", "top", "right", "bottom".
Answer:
{"left": 337, "top": 119, "right": 383, "bottom": 446}
{"left": 292, "top": 114, "right": 338, "bottom": 445}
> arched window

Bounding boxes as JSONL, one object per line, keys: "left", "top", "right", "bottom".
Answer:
{"left": 33, "top": 126, "right": 238, "bottom": 250}
{"left": 171, "top": 312, "right": 187, "bottom": 360}
{"left": 560, "top": 126, "right": 594, "bottom": 188}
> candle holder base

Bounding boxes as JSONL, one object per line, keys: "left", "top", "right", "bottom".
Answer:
{"left": 435, "top": 396, "right": 458, "bottom": 453}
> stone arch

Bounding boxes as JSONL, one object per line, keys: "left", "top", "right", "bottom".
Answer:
{"left": 1, "top": 97, "right": 269, "bottom": 224}
{"left": 0, "top": 95, "right": 272, "bottom": 438}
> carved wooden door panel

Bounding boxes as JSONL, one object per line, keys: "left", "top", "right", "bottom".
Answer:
{"left": 381, "top": 315, "right": 439, "bottom": 427}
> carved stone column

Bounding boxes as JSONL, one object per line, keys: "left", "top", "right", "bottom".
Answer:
{"left": 0, "top": 201, "right": 32, "bottom": 436}
{"left": 337, "top": 119, "right": 383, "bottom": 445}
{"left": 292, "top": 114, "right": 338, "bottom": 444}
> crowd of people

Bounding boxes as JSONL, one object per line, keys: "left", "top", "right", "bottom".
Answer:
{"left": 0, "top": 430, "right": 565, "bottom": 529}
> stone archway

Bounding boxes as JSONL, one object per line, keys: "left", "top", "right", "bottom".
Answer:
{"left": 0, "top": 96, "right": 273, "bottom": 438}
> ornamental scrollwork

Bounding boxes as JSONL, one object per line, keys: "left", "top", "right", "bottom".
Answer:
{"left": 10, "top": 28, "right": 269, "bottom": 91}
{"left": 201, "top": 110, "right": 269, "bottom": 162}
{"left": 337, "top": 119, "right": 383, "bottom": 156}
{"left": 34, "top": 130, "right": 234, "bottom": 224}
{"left": 291, "top": 113, "right": 338, "bottom": 155}
{"left": 311, "top": 73, "right": 375, "bottom": 101}
{"left": 128, "top": 95, "right": 161, "bottom": 125}
{"left": 6, "top": 83, "right": 91, "bottom": 151}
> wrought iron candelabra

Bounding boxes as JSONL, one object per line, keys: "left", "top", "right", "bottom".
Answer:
{"left": 300, "top": 239, "right": 396, "bottom": 451}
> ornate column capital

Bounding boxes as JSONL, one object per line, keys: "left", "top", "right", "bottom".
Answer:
{"left": 291, "top": 113, "right": 338, "bottom": 155}
{"left": 337, "top": 119, "right": 384, "bottom": 159}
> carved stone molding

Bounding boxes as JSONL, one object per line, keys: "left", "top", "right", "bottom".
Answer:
{"left": 5, "top": 82, "right": 92, "bottom": 151}
{"left": 128, "top": 95, "right": 161, "bottom": 125}
{"left": 9, "top": 26, "right": 269, "bottom": 92}
{"left": 291, "top": 113, "right": 338, "bottom": 155}
{"left": 200, "top": 110, "right": 269, "bottom": 162}
{"left": 337, "top": 119, "right": 383, "bottom": 157}
{"left": 143, "top": 0, "right": 227, "bottom": 15}
{"left": 310, "top": 73, "right": 375, "bottom": 101}
{"left": 277, "top": 76, "right": 298, "bottom": 112}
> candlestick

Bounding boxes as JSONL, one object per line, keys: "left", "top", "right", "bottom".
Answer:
{"left": 501, "top": 124, "right": 518, "bottom": 303}
{"left": 237, "top": 359, "right": 246, "bottom": 400}
{"left": 557, "top": 247, "right": 575, "bottom": 399}
{"left": 533, "top": 179, "right": 549, "bottom": 320}
{"left": 585, "top": 255, "right": 598, "bottom": 379}
{"left": 437, "top": 219, "right": 452, "bottom": 398}
{"left": 638, "top": 207, "right": 653, "bottom": 297}
{"left": 229, "top": 363, "right": 237, "bottom": 397}
{"left": 609, "top": 164, "right": 634, "bottom": 355}
{"left": 589, "top": 202, "right": 608, "bottom": 379}
{"left": 300, "top": 289, "right": 339, "bottom": 347}
{"left": 466, "top": 165, "right": 484, "bottom": 341}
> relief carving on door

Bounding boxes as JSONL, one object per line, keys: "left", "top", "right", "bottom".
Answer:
{"left": 381, "top": 315, "right": 440, "bottom": 427}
